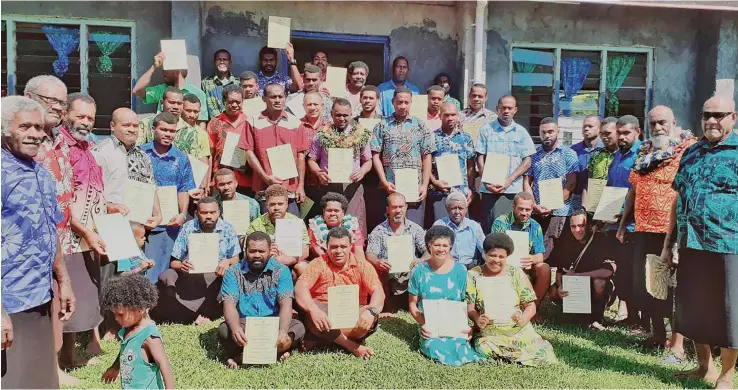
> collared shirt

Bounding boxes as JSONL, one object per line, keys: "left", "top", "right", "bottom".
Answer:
{"left": 299, "top": 252, "right": 381, "bottom": 305}
{"left": 425, "top": 111, "right": 442, "bottom": 132}
{"left": 377, "top": 80, "right": 420, "bottom": 117}
{"left": 140, "top": 143, "right": 196, "bottom": 193}
{"left": 607, "top": 140, "right": 642, "bottom": 232}
{"left": 201, "top": 73, "right": 239, "bottom": 118}
{"left": 571, "top": 138, "right": 603, "bottom": 196}
{"left": 673, "top": 133, "right": 738, "bottom": 254}
{"left": 92, "top": 137, "right": 156, "bottom": 199}
{"left": 459, "top": 107, "right": 497, "bottom": 126}
{"left": 309, "top": 124, "right": 372, "bottom": 175}
{"left": 525, "top": 144, "right": 579, "bottom": 216}
{"left": 1, "top": 149, "right": 62, "bottom": 314}
{"left": 59, "top": 126, "right": 107, "bottom": 253}
{"left": 219, "top": 258, "right": 294, "bottom": 318}
{"left": 171, "top": 218, "right": 240, "bottom": 261}
{"left": 214, "top": 192, "right": 261, "bottom": 229}
{"left": 246, "top": 213, "right": 309, "bottom": 245}
{"left": 587, "top": 148, "right": 616, "bottom": 180}
{"left": 285, "top": 90, "right": 333, "bottom": 121}
{"left": 207, "top": 111, "right": 251, "bottom": 188}
{"left": 369, "top": 115, "right": 435, "bottom": 185}
{"left": 432, "top": 217, "right": 484, "bottom": 267}
{"left": 257, "top": 71, "right": 293, "bottom": 96}
{"left": 491, "top": 212, "right": 546, "bottom": 255}
{"left": 430, "top": 127, "right": 475, "bottom": 195}
{"left": 35, "top": 127, "right": 74, "bottom": 253}
{"left": 367, "top": 219, "right": 426, "bottom": 260}
{"left": 298, "top": 116, "right": 326, "bottom": 146}
{"left": 138, "top": 116, "right": 211, "bottom": 160}
{"left": 142, "top": 82, "right": 208, "bottom": 121}
{"left": 240, "top": 111, "right": 307, "bottom": 193}
{"left": 475, "top": 120, "right": 537, "bottom": 194}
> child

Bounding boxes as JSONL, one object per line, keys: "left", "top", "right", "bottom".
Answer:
{"left": 117, "top": 222, "right": 155, "bottom": 275}
{"left": 101, "top": 274, "right": 175, "bottom": 389}
{"left": 465, "top": 232, "right": 557, "bottom": 367}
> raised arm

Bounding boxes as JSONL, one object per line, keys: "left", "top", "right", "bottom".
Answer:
{"left": 132, "top": 52, "right": 164, "bottom": 98}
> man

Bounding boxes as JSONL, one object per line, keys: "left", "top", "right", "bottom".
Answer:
{"left": 256, "top": 45, "right": 301, "bottom": 95}
{"left": 132, "top": 51, "right": 208, "bottom": 122}
{"left": 432, "top": 191, "right": 484, "bottom": 269}
{"left": 307, "top": 98, "right": 373, "bottom": 227}
{"left": 428, "top": 102, "right": 475, "bottom": 222}
{"left": 1, "top": 96, "right": 75, "bottom": 388}
{"left": 240, "top": 83, "right": 307, "bottom": 216}
{"left": 434, "top": 73, "right": 461, "bottom": 110}
{"left": 523, "top": 117, "right": 578, "bottom": 260}
{"left": 155, "top": 197, "right": 240, "bottom": 325}
{"left": 310, "top": 51, "right": 329, "bottom": 81}
{"left": 297, "top": 91, "right": 328, "bottom": 146}
{"left": 491, "top": 192, "right": 550, "bottom": 307}
{"left": 570, "top": 115, "right": 603, "bottom": 206}
{"left": 207, "top": 85, "right": 252, "bottom": 195}
{"left": 582, "top": 117, "right": 619, "bottom": 208}
{"left": 240, "top": 71, "right": 266, "bottom": 118}
{"left": 355, "top": 86, "right": 381, "bottom": 121}
{"left": 370, "top": 87, "right": 435, "bottom": 226}
{"left": 662, "top": 95, "right": 738, "bottom": 388}
{"left": 377, "top": 56, "right": 419, "bottom": 117}
{"left": 476, "top": 95, "right": 537, "bottom": 233}
{"left": 425, "top": 85, "right": 445, "bottom": 131}
{"left": 218, "top": 232, "right": 305, "bottom": 368}
{"left": 345, "top": 61, "right": 369, "bottom": 114}
{"left": 460, "top": 83, "right": 497, "bottom": 126}
{"left": 296, "top": 227, "right": 385, "bottom": 358}
{"left": 141, "top": 112, "right": 197, "bottom": 284}
{"left": 354, "top": 85, "right": 384, "bottom": 233}
{"left": 617, "top": 106, "right": 693, "bottom": 363}
{"left": 366, "top": 193, "right": 428, "bottom": 313}
{"left": 212, "top": 168, "right": 261, "bottom": 241}
{"left": 202, "top": 49, "right": 239, "bottom": 118}
{"left": 286, "top": 64, "right": 333, "bottom": 120}
{"left": 548, "top": 209, "right": 615, "bottom": 329}
{"left": 246, "top": 184, "right": 310, "bottom": 277}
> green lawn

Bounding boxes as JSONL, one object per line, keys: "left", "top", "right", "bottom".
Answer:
{"left": 65, "top": 308, "right": 724, "bottom": 389}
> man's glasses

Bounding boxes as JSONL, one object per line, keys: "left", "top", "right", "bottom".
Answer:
{"left": 30, "top": 92, "right": 66, "bottom": 109}
{"left": 701, "top": 111, "right": 734, "bottom": 121}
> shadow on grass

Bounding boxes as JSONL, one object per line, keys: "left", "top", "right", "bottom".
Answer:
{"left": 198, "top": 327, "right": 225, "bottom": 364}
{"left": 377, "top": 315, "right": 419, "bottom": 349}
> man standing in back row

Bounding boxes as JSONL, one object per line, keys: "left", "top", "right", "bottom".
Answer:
{"left": 377, "top": 56, "right": 419, "bottom": 117}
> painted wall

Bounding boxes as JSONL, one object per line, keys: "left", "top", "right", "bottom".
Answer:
{"left": 200, "top": 1, "right": 459, "bottom": 93}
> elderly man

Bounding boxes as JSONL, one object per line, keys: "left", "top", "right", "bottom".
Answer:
{"left": 154, "top": 197, "right": 240, "bottom": 325}
{"left": 240, "top": 71, "right": 266, "bottom": 117}
{"left": 345, "top": 61, "right": 369, "bottom": 114}
{"left": 661, "top": 95, "right": 738, "bottom": 388}
{"left": 428, "top": 101, "right": 475, "bottom": 222}
{"left": 432, "top": 191, "right": 484, "bottom": 269}
{"left": 548, "top": 209, "right": 615, "bottom": 329}
{"left": 366, "top": 193, "right": 428, "bottom": 313}
{"left": 297, "top": 91, "right": 327, "bottom": 147}
{"left": 460, "top": 83, "right": 497, "bottom": 126}
{"left": 202, "top": 49, "right": 239, "bottom": 119}
{"left": 286, "top": 65, "right": 333, "bottom": 120}
{"left": 207, "top": 85, "right": 252, "bottom": 195}
{"left": 477, "top": 95, "right": 536, "bottom": 233}
{"left": 296, "top": 227, "right": 385, "bottom": 359}
{"left": 492, "top": 192, "right": 550, "bottom": 307}
{"left": 434, "top": 73, "right": 461, "bottom": 110}
{"left": 582, "top": 116, "right": 619, "bottom": 207}
{"left": 256, "top": 45, "right": 301, "bottom": 95}
{"left": 218, "top": 232, "right": 305, "bottom": 368}
{"left": 2, "top": 96, "right": 75, "bottom": 388}
{"left": 371, "top": 87, "right": 435, "bottom": 227}
{"left": 377, "top": 56, "right": 419, "bottom": 117}
{"left": 425, "top": 85, "right": 446, "bottom": 131}
{"left": 571, "top": 115, "right": 603, "bottom": 206}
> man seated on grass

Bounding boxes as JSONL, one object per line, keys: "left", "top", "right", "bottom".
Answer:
{"left": 218, "top": 232, "right": 306, "bottom": 368}
{"left": 295, "top": 227, "right": 385, "bottom": 359}
{"left": 153, "top": 197, "right": 240, "bottom": 325}
{"left": 246, "top": 184, "right": 310, "bottom": 278}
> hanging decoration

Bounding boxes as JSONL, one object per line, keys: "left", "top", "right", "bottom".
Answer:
{"left": 91, "top": 32, "right": 129, "bottom": 74}
{"left": 605, "top": 55, "right": 636, "bottom": 116}
{"left": 41, "top": 25, "right": 80, "bottom": 78}
{"left": 560, "top": 57, "right": 591, "bottom": 116}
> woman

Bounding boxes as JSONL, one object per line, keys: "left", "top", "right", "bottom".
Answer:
{"left": 308, "top": 192, "right": 366, "bottom": 262}
{"left": 408, "top": 225, "right": 483, "bottom": 366}
{"left": 466, "top": 232, "right": 556, "bottom": 367}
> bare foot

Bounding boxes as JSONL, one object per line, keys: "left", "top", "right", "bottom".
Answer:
{"left": 58, "top": 368, "right": 80, "bottom": 386}
{"left": 301, "top": 339, "right": 319, "bottom": 352}
{"left": 675, "top": 367, "right": 719, "bottom": 383}
{"left": 378, "top": 312, "right": 394, "bottom": 319}
{"left": 102, "top": 331, "right": 118, "bottom": 341}
{"left": 225, "top": 359, "right": 239, "bottom": 369}
{"left": 193, "top": 315, "right": 212, "bottom": 325}
{"left": 714, "top": 377, "right": 734, "bottom": 389}
{"left": 279, "top": 351, "right": 291, "bottom": 361}
{"left": 351, "top": 345, "right": 374, "bottom": 359}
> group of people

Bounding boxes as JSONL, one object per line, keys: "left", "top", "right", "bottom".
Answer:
{"left": 1, "top": 39, "right": 737, "bottom": 390}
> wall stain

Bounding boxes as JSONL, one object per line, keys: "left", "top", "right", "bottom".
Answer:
{"left": 422, "top": 18, "right": 437, "bottom": 29}
{"left": 204, "top": 5, "right": 264, "bottom": 37}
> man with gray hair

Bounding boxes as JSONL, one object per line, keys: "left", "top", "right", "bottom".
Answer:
{"left": 432, "top": 190, "right": 485, "bottom": 269}
{"left": 345, "top": 61, "right": 369, "bottom": 114}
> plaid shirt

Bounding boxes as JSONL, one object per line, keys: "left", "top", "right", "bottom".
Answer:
{"left": 201, "top": 74, "right": 239, "bottom": 119}
{"left": 474, "top": 120, "right": 536, "bottom": 194}
{"left": 491, "top": 212, "right": 546, "bottom": 255}
{"left": 369, "top": 115, "right": 435, "bottom": 185}
{"left": 525, "top": 144, "right": 579, "bottom": 216}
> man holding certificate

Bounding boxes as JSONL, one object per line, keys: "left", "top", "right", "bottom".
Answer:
{"left": 582, "top": 117, "right": 619, "bottom": 210}
{"left": 285, "top": 65, "right": 333, "bottom": 121}
{"left": 370, "top": 86, "right": 436, "bottom": 226}
{"left": 207, "top": 85, "right": 252, "bottom": 195}
{"left": 218, "top": 232, "right": 305, "bottom": 368}
{"left": 156, "top": 197, "right": 239, "bottom": 325}
{"left": 213, "top": 169, "right": 261, "bottom": 232}
{"left": 256, "top": 45, "right": 301, "bottom": 95}
{"left": 353, "top": 85, "right": 385, "bottom": 234}
{"left": 295, "top": 227, "right": 384, "bottom": 359}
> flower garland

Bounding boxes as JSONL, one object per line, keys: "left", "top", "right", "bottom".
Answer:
{"left": 633, "top": 128, "right": 695, "bottom": 173}
{"left": 315, "top": 120, "right": 372, "bottom": 150}
{"left": 308, "top": 214, "right": 359, "bottom": 249}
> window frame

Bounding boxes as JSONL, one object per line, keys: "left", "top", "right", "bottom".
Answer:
{"left": 509, "top": 42, "right": 654, "bottom": 134}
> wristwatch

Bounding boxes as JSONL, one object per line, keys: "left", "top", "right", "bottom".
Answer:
{"left": 289, "top": 59, "right": 298, "bottom": 66}
{"left": 367, "top": 306, "right": 380, "bottom": 318}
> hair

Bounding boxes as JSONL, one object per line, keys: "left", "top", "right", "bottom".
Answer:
{"left": 482, "top": 232, "right": 515, "bottom": 255}
{"left": 387, "top": 192, "right": 406, "bottom": 205}
{"left": 222, "top": 84, "right": 243, "bottom": 101}
{"left": 434, "top": 72, "right": 451, "bottom": 85}
{"left": 259, "top": 46, "right": 278, "bottom": 59}
{"left": 513, "top": 191, "right": 535, "bottom": 206}
{"left": 152, "top": 111, "right": 177, "bottom": 128}
{"left": 23, "top": 74, "right": 66, "bottom": 95}
{"left": 197, "top": 196, "right": 218, "bottom": 208}
{"left": 602, "top": 116, "right": 618, "bottom": 126}
{"left": 67, "top": 92, "right": 96, "bottom": 111}
{"left": 360, "top": 85, "right": 379, "bottom": 98}
{"left": 240, "top": 71, "right": 258, "bottom": 82}
{"left": 327, "top": 226, "right": 352, "bottom": 243}
{"left": 321, "top": 192, "right": 349, "bottom": 212}
{"left": 332, "top": 97, "right": 352, "bottom": 109}
{"left": 427, "top": 85, "right": 446, "bottom": 95}
{"left": 497, "top": 94, "right": 516, "bottom": 106}
{"left": 539, "top": 116, "right": 557, "bottom": 128}
{"left": 445, "top": 191, "right": 467, "bottom": 208}
{"left": 246, "top": 231, "right": 272, "bottom": 248}
{"left": 469, "top": 83, "right": 487, "bottom": 93}
{"left": 392, "top": 56, "right": 409, "bottom": 69}
{"left": 348, "top": 61, "right": 369, "bottom": 75}
{"left": 264, "top": 82, "right": 285, "bottom": 96}
{"left": 393, "top": 86, "right": 412, "bottom": 99}
{"left": 303, "top": 91, "right": 323, "bottom": 104}
{"left": 584, "top": 115, "right": 601, "bottom": 124}
{"left": 617, "top": 115, "right": 640, "bottom": 128}
{"left": 161, "top": 86, "right": 183, "bottom": 102}
{"left": 213, "top": 48, "right": 231, "bottom": 61}
{"left": 424, "top": 225, "right": 455, "bottom": 248}
{"left": 264, "top": 184, "right": 289, "bottom": 201}
{"left": 311, "top": 51, "right": 327, "bottom": 59}
{"left": 570, "top": 207, "right": 589, "bottom": 223}
{"left": 1, "top": 96, "right": 46, "bottom": 136}
{"left": 214, "top": 168, "right": 235, "bottom": 179}
{"left": 304, "top": 64, "right": 322, "bottom": 77}
{"left": 101, "top": 273, "right": 158, "bottom": 311}
{"left": 129, "top": 220, "right": 145, "bottom": 232}
{"left": 183, "top": 93, "right": 201, "bottom": 105}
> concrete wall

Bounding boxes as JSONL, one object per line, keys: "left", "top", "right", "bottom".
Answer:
{"left": 200, "top": 1, "right": 459, "bottom": 92}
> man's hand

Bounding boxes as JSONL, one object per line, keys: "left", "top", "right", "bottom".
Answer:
{"left": 296, "top": 186, "right": 306, "bottom": 203}
{"left": 153, "top": 52, "right": 165, "bottom": 68}
{"left": 475, "top": 314, "right": 490, "bottom": 329}
{"left": 168, "top": 213, "right": 186, "bottom": 228}
{"left": 101, "top": 366, "right": 119, "bottom": 384}
{"left": 484, "top": 183, "right": 497, "bottom": 193}
{"left": 534, "top": 204, "right": 551, "bottom": 216}
{"left": 277, "top": 331, "right": 291, "bottom": 347}
{"left": 269, "top": 243, "right": 282, "bottom": 258}
{"left": 563, "top": 268, "right": 576, "bottom": 276}
{"left": 232, "top": 326, "right": 247, "bottom": 347}
{"left": 380, "top": 181, "right": 396, "bottom": 194}
{"left": 374, "top": 259, "right": 392, "bottom": 273}
{"left": 265, "top": 175, "right": 284, "bottom": 186}
{"left": 285, "top": 42, "right": 295, "bottom": 62}
{"left": 188, "top": 189, "right": 205, "bottom": 201}
{"left": 434, "top": 180, "right": 451, "bottom": 192}
{"left": 555, "top": 287, "right": 570, "bottom": 299}
{"left": 107, "top": 203, "right": 130, "bottom": 216}
{"left": 462, "top": 327, "right": 473, "bottom": 341}
{"left": 512, "top": 312, "right": 529, "bottom": 327}
{"left": 350, "top": 170, "right": 366, "bottom": 183}
{"left": 356, "top": 310, "right": 375, "bottom": 331}
{"left": 615, "top": 226, "right": 626, "bottom": 244}
{"left": 659, "top": 246, "right": 675, "bottom": 267}
{"left": 417, "top": 186, "right": 428, "bottom": 202}
{"left": 2, "top": 308, "right": 14, "bottom": 350}
{"left": 58, "top": 281, "right": 76, "bottom": 321}
{"left": 317, "top": 171, "right": 331, "bottom": 186}
{"left": 215, "top": 259, "right": 231, "bottom": 277}
{"left": 309, "top": 308, "right": 331, "bottom": 332}
{"left": 86, "top": 232, "right": 107, "bottom": 256}
{"left": 180, "top": 260, "right": 193, "bottom": 273}
{"left": 519, "top": 256, "right": 533, "bottom": 269}
{"left": 466, "top": 191, "right": 474, "bottom": 206}
{"left": 419, "top": 324, "right": 433, "bottom": 339}
{"left": 144, "top": 216, "right": 160, "bottom": 230}
{"left": 489, "top": 183, "right": 507, "bottom": 194}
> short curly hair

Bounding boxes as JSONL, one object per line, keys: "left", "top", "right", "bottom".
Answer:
{"left": 424, "top": 225, "right": 455, "bottom": 248}
{"left": 482, "top": 232, "right": 515, "bottom": 256}
{"left": 321, "top": 192, "right": 348, "bottom": 212}
{"left": 101, "top": 273, "right": 158, "bottom": 311}
{"left": 264, "top": 184, "right": 289, "bottom": 202}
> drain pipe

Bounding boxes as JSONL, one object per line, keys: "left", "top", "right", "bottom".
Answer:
{"left": 473, "top": 0, "right": 488, "bottom": 84}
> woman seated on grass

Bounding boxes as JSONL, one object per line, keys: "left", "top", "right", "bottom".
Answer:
{"left": 307, "top": 192, "right": 366, "bottom": 262}
{"left": 466, "top": 232, "right": 556, "bottom": 367}
{"left": 408, "top": 226, "right": 483, "bottom": 366}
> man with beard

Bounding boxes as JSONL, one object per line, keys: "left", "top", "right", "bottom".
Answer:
{"left": 355, "top": 86, "right": 382, "bottom": 121}
{"left": 616, "top": 106, "right": 694, "bottom": 363}
{"left": 202, "top": 49, "right": 239, "bottom": 119}
{"left": 434, "top": 73, "right": 461, "bottom": 110}
{"left": 256, "top": 45, "right": 301, "bottom": 95}
{"left": 582, "top": 116, "right": 619, "bottom": 208}
{"left": 345, "top": 61, "right": 369, "bottom": 115}
{"left": 154, "top": 197, "right": 240, "bottom": 325}
{"left": 212, "top": 168, "right": 261, "bottom": 243}
{"left": 432, "top": 191, "right": 484, "bottom": 269}
{"left": 286, "top": 65, "right": 333, "bottom": 121}
{"left": 217, "top": 231, "right": 305, "bottom": 368}
{"left": 207, "top": 85, "right": 252, "bottom": 196}
{"left": 240, "top": 71, "right": 266, "bottom": 119}
{"left": 377, "top": 56, "right": 419, "bottom": 117}
{"left": 570, "top": 115, "right": 603, "bottom": 208}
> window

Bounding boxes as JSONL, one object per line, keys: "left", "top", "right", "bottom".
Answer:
{"left": 2, "top": 16, "right": 136, "bottom": 133}
{"left": 510, "top": 45, "right": 653, "bottom": 144}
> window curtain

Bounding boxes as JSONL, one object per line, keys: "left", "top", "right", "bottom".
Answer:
{"left": 91, "top": 32, "right": 129, "bottom": 74}
{"left": 513, "top": 62, "right": 537, "bottom": 92}
{"left": 41, "top": 25, "right": 80, "bottom": 78}
{"left": 560, "top": 57, "right": 591, "bottom": 116}
{"left": 605, "top": 55, "right": 636, "bottom": 116}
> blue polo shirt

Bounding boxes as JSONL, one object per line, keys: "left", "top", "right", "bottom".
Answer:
{"left": 432, "top": 217, "right": 485, "bottom": 267}
{"left": 606, "top": 140, "right": 642, "bottom": 232}
{"left": 219, "top": 258, "right": 294, "bottom": 318}
{"left": 141, "top": 142, "right": 196, "bottom": 193}
{"left": 377, "top": 79, "right": 420, "bottom": 117}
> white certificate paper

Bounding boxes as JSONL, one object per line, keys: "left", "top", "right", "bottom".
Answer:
{"left": 328, "top": 284, "right": 359, "bottom": 329}
{"left": 94, "top": 213, "right": 141, "bottom": 262}
{"left": 585, "top": 178, "right": 607, "bottom": 211}
{"left": 394, "top": 168, "right": 419, "bottom": 203}
{"left": 328, "top": 148, "right": 353, "bottom": 184}
{"left": 476, "top": 276, "right": 518, "bottom": 326}
{"left": 387, "top": 235, "right": 414, "bottom": 274}
{"left": 187, "top": 233, "right": 220, "bottom": 274}
{"left": 537, "top": 177, "right": 565, "bottom": 210}
{"left": 267, "top": 16, "right": 291, "bottom": 49}
{"left": 325, "top": 67, "right": 348, "bottom": 97}
{"left": 223, "top": 200, "right": 251, "bottom": 235}
{"left": 156, "top": 186, "right": 179, "bottom": 224}
{"left": 220, "top": 132, "right": 247, "bottom": 168}
{"left": 160, "top": 39, "right": 187, "bottom": 70}
{"left": 593, "top": 186, "right": 629, "bottom": 222}
{"left": 188, "top": 155, "right": 209, "bottom": 188}
{"left": 124, "top": 179, "right": 155, "bottom": 224}
{"left": 275, "top": 219, "right": 303, "bottom": 257}
{"left": 505, "top": 230, "right": 530, "bottom": 268}
{"left": 435, "top": 154, "right": 463, "bottom": 188}
{"left": 286, "top": 96, "right": 306, "bottom": 119}
{"left": 242, "top": 316, "right": 279, "bottom": 365}
{"left": 422, "top": 299, "right": 468, "bottom": 338}
{"left": 266, "top": 144, "right": 298, "bottom": 180}
{"left": 481, "top": 153, "right": 510, "bottom": 186}
{"left": 410, "top": 94, "right": 428, "bottom": 120}
{"left": 562, "top": 275, "right": 592, "bottom": 314}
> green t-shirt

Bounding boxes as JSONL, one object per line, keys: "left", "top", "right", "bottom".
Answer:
{"left": 142, "top": 82, "right": 209, "bottom": 121}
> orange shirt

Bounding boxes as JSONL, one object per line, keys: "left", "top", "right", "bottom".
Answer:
{"left": 299, "top": 252, "right": 380, "bottom": 305}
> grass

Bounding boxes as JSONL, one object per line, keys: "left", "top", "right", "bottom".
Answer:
{"left": 65, "top": 306, "right": 727, "bottom": 389}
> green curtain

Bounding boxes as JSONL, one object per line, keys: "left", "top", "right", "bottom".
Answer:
{"left": 91, "top": 32, "right": 129, "bottom": 74}
{"left": 605, "top": 55, "right": 636, "bottom": 116}
{"left": 513, "top": 62, "right": 537, "bottom": 92}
